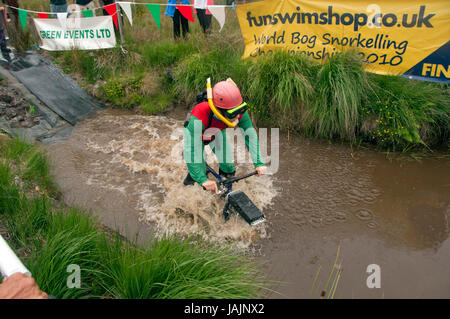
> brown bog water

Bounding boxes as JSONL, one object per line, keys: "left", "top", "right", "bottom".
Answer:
{"left": 45, "top": 109, "right": 450, "bottom": 299}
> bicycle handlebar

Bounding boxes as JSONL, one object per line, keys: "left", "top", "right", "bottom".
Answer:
{"left": 202, "top": 164, "right": 259, "bottom": 197}
{"left": 219, "top": 171, "right": 258, "bottom": 187}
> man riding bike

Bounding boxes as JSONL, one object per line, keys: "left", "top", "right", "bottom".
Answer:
{"left": 183, "top": 78, "right": 267, "bottom": 194}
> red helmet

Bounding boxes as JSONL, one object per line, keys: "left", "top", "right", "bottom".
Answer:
{"left": 212, "top": 81, "right": 243, "bottom": 110}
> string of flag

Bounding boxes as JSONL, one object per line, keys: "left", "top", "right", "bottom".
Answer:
{"left": 4, "top": 2, "right": 235, "bottom": 32}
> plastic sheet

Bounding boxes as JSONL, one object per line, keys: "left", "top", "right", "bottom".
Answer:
{"left": 9, "top": 53, "right": 103, "bottom": 125}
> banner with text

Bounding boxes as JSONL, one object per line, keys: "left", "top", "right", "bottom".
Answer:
{"left": 34, "top": 16, "right": 116, "bottom": 51}
{"left": 236, "top": 0, "right": 449, "bottom": 83}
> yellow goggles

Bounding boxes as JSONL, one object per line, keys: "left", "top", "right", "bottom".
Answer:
{"left": 222, "top": 102, "right": 248, "bottom": 119}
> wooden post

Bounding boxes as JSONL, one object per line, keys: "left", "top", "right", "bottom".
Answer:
{"left": 114, "top": 0, "right": 124, "bottom": 44}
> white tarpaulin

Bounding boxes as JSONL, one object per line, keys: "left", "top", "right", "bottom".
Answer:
{"left": 33, "top": 16, "right": 116, "bottom": 51}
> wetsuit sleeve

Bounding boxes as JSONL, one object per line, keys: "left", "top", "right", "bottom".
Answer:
{"left": 184, "top": 115, "right": 208, "bottom": 185}
{"left": 238, "top": 112, "right": 266, "bottom": 168}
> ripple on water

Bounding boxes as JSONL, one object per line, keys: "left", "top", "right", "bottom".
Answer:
{"left": 355, "top": 209, "right": 374, "bottom": 221}
{"left": 367, "top": 221, "right": 379, "bottom": 229}
{"left": 334, "top": 211, "right": 347, "bottom": 222}
{"left": 271, "top": 139, "right": 382, "bottom": 231}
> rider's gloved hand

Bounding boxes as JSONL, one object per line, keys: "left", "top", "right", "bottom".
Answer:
{"left": 255, "top": 166, "right": 267, "bottom": 176}
{"left": 202, "top": 180, "right": 219, "bottom": 194}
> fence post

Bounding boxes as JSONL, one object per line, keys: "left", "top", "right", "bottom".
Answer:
{"left": 114, "top": 0, "right": 124, "bottom": 44}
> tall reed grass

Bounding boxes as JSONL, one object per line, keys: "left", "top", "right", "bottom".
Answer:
{"left": 173, "top": 47, "right": 249, "bottom": 102}
{"left": 245, "top": 50, "right": 316, "bottom": 129}
{"left": 142, "top": 41, "right": 196, "bottom": 68}
{"left": 97, "top": 235, "right": 268, "bottom": 299}
{"left": 306, "top": 50, "right": 370, "bottom": 141}
{"left": 363, "top": 74, "right": 449, "bottom": 150}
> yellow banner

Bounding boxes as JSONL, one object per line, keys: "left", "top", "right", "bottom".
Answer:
{"left": 236, "top": 0, "right": 450, "bottom": 83}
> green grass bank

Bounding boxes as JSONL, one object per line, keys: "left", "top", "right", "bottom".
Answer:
{"left": 0, "top": 136, "right": 272, "bottom": 298}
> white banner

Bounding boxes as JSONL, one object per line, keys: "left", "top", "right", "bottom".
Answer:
{"left": 33, "top": 16, "right": 116, "bottom": 51}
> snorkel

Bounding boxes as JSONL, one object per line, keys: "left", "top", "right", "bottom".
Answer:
{"left": 206, "top": 78, "right": 237, "bottom": 128}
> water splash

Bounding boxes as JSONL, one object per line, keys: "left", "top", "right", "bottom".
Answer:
{"left": 77, "top": 114, "right": 278, "bottom": 248}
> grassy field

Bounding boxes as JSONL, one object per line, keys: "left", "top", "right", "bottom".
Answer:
{"left": 10, "top": 0, "right": 450, "bottom": 151}
{"left": 0, "top": 136, "right": 272, "bottom": 298}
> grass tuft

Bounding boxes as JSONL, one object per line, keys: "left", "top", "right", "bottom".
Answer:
{"left": 174, "top": 47, "right": 249, "bottom": 102}
{"left": 363, "top": 74, "right": 449, "bottom": 150}
{"left": 246, "top": 50, "right": 316, "bottom": 129}
{"left": 306, "top": 50, "right": 370, "bottom": 141}
{"left": 98, "top": 235, "right": 269, "bottom": 299}
{"left": 142, "top": 41, "right": 196, "bottom": 68}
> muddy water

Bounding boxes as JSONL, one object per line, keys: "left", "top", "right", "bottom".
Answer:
{"left": 45, "top": 109, "right": 276, "bottom": 248}
{"left": 260, "top": 137, "right": 450, "bottom": 298}
{"left": 45, "top": 109, "right": 450, "bottom": 298}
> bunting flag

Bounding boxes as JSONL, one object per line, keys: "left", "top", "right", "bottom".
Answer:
{"left": 56, "top": 12, "right": 68, "bottom": 30}
{"left": 1, "top": 7, "right": 7, "bottom": 27}
{"left": 176, "top": 5, "right": 195, "bottom": 22}
{"left": 206, "top": 0, "right": 214, "bottom": 15}
{"left": 37, "top": 12, "right": 48, "bottom": 19}
{"left": 18, "top": 9, "right": 28, "bottom": 30}
{"left": 82, "top": 10, "right": 94, "bottom": 18}
{"left": 208, "top": 5, "right": 225, "bottom": 31}
{"left": 118, "top": 2, "right": 133, "bottom": 26}
{"left": 104, "top": 3, "right": 118, "bottom": 29}
{"left": 146, "top": 4, "right": 161, "bottom": 29}
{"left": 10, "top": 2, "right": 233, "bottom": 34}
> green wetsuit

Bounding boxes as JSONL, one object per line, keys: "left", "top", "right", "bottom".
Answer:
{"left": 184, "top": 102, "right": 265, "bottom": 185}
